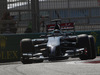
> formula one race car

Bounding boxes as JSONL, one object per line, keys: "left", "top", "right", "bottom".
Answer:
{"left": 20, "top": 19, "right": 96, "bottom": 64}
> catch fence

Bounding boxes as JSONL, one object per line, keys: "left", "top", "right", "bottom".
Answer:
{"left": 0, "top": 0, "right": 100, "bottom": 33}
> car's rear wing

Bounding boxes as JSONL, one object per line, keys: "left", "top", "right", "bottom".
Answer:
{"left": 46, "top": 23, "right": 75, "bottom": 34}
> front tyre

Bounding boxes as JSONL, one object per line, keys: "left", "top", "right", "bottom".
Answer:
{"left": 20, "top": 39, "right": 34, "bottom": 53}
{"left": 20, "top": 39, "right": 34, "bottom": 64}
{"left": 88, "top": 35, "right": 96, "bottom": 59}
{"left": 77, "top": 34, "right": 91, "bottom": 60}
{"left": 21, "top": 57, "right": 32, "bottom": 64}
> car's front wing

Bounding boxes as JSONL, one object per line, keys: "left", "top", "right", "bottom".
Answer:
{"left": 21, "top": 48, "right": 85, "bottom": 60}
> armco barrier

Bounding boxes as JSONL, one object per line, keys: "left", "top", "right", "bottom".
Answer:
{"left": 0, "top": 31, "right": 100, "bottom": 62}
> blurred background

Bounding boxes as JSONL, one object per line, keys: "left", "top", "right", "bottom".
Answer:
{"left": 0, "top": 0, "right": 100, "bottom": 33}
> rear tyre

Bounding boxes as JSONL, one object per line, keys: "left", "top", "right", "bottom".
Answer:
{"left": 88, "top": 35, "right": 96, "bottom": 59}
{"left": 77, "top": 34, "right": 91, "bottom": 60}
{"left": 20, "top": 39, "right": 33, "bottom": 64}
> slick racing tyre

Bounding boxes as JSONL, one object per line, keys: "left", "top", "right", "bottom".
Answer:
{"left": 21, "top": 57, "right": 32, "bottom": 64}
{"left": 77, "top": 34, "right": 92, "bottom": 60}
{"left": 20, "top": 39, "right": 34, "bottom": 53}
{"left": 88, "top": 35, "right": 96, "bottom": 59}
{"left": 20, "top": 39, "right": 34, "bottom": 64}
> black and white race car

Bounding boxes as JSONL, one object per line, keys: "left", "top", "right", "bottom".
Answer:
{"left": 20, "top": 19, "right": 96, "bottom": 64}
